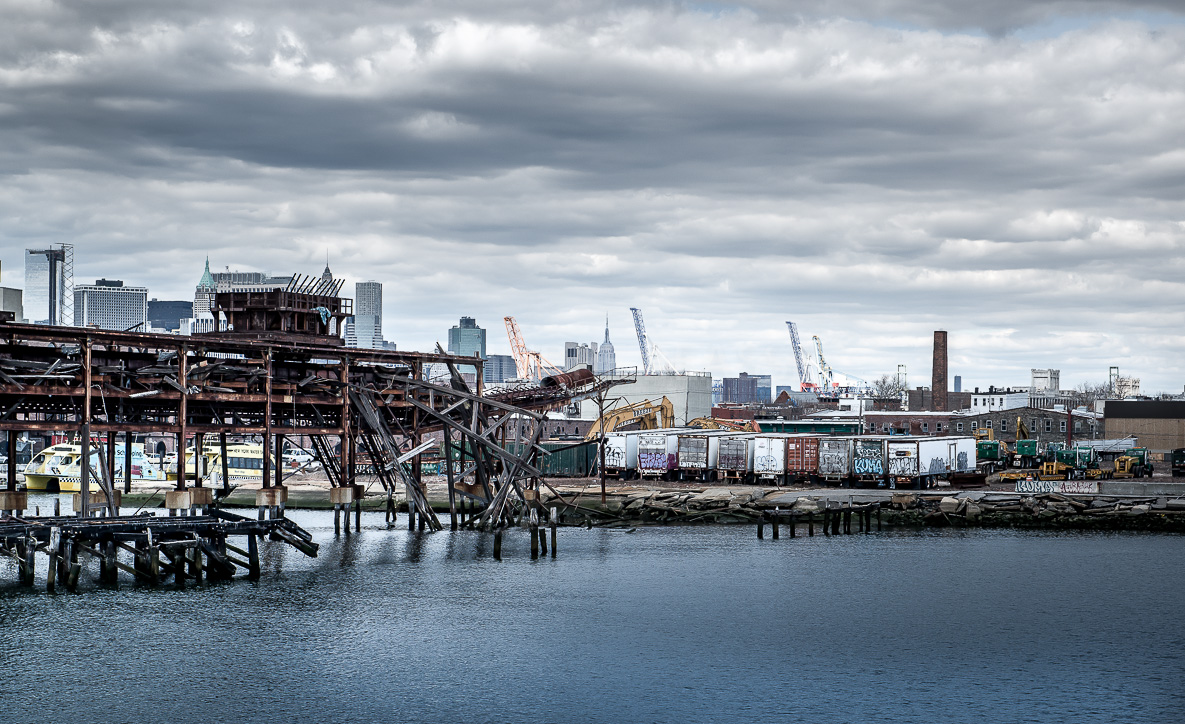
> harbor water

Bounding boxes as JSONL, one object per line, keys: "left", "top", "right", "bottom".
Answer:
{"left": 1, "top": 508, "right": 1182, "bottom": 723}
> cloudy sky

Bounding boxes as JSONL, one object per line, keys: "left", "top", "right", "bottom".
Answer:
{"left": 2, "top": 1, "right": 1184, "bottom": 393}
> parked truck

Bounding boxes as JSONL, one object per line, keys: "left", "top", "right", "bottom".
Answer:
{"left": 976, "top": 439, "right": 1010, "bottom": 474}
{"left": 1010, "top": 439, "right": 1040, "bottom": 469}
{"left": 1173, "top": 448, "right": 1185, "bottom": 477}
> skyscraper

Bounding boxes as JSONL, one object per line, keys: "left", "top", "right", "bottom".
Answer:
{"left": 595, "top": 316, "right": 616, "bottom": 374}
{"left": 349, "top": 281, "right": 383, "bottom": 349}
{"left": 74, "top": 279, "right": 148, "bottom": 331}
{"left": 24, "top": 245, "right": 72, "bottom": 325}
{"left": 447, "top": 317, "right": 486, "bottom": 359}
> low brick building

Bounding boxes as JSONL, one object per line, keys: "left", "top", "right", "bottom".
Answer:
{"left": 864, "top": 411, "right": 954, "bottom": 435}
{"left": 953, "top": 406, "right": 1103, "bottom": 444}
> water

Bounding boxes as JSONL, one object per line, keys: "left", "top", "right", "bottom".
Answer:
{"left": 1, "top": 509, "right": 1182, "bottom": 723}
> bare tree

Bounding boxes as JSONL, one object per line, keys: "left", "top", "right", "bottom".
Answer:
{"left": 1066, "top": 381, "right": 1111, "bottom": 409}
{"left": 871, "top": 373, "right": 906, "bottom": 398}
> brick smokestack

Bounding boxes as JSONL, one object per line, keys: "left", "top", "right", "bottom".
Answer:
{"left": 932, "top": 330, "right": 948, "bottom": 412}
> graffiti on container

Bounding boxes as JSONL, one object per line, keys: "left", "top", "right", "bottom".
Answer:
{"left": 956, "top": 451, "right": 969, "bottom": 471}
{"left": 819, "top": 453, "right": 846, "bottom": 475}
{"left": 605, "top": 447, "right": 626, "bottom": 469}
{"left": 639, "top": 452, "right": 668, "bottom": 469}
{"left": 926, "top": 457, "right": 947, "bottom": 474}
{"left": 1016, "top": 479, "right": 1098, "bottom": 494}
{"left": 888, "top": 456, "right": 915, "bottom": 475}
{"left": 755, "top": 455, "right": 780, "bottom": 473}
{"left": 853, "top": 457, "right": 883, "bottom": 475}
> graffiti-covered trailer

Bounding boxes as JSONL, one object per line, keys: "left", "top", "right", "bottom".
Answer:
{"left": 603, "top": 431, "right": 640, "bottom": 479}
{"left": 717, "top": 435, "right": 755, "bottom": 482}
{"left": 637, "top": 430, "right": 681, "bottom": 480}
{"left": 851, "top": 436, "right": 891, "bottom": 487}
{"left": 752, "top": 434, "right": 821, "bottom": 485}
{"left": 886, "top": 436, "right": 976, "bottom": 489}
{"left": 677, "top": 431, "right": 737, "bottom": 481}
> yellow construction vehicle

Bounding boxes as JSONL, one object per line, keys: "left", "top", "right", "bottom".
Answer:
{"left": 585, "top": 397, "right": 675, "bottom": 440}
{"left": 686, "top": 417, "right": 762, "bottom": 433}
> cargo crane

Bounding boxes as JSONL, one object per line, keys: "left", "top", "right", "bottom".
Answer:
{"left": 784, "top": 321, "right": 814, "bottom": 391}
{"left": 630, "top": 307, "right": 651, "bottom": 375}
{"left": 812, "top": 335, "right": 834, "bottom": 390}
{"left": 629, "top": 307, "right": 677, "bottom": 375}
{"left": 503, "top": 316, "right": 562, "bottom": 382}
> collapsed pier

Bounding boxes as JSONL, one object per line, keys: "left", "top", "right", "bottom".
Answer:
{"left": 0, "top": 291, "right": 610, "bottom": 589}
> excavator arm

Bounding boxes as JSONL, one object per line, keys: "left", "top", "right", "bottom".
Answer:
{"left": 585, "top": 396, "right": 675, "bottom": 440}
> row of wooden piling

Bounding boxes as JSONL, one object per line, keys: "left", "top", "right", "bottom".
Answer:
{"left": 757, "top": 503, "right": 882, "bottom": 540}
{"left": 0, "top": 510, "right": 317, "bottom": 592}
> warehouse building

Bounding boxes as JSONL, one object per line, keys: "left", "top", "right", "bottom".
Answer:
{"left": 1104, "top": 401, "right": 1185, "bottom": 451}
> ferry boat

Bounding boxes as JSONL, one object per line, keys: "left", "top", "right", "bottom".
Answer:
{"left": 23, "top": 442, "right": 166, "bottom": 492}
{"left": 167, "top": 442, "right": 279, "bottom": 485}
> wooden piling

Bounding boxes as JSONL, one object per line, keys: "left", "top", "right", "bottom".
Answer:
{"left": 757, "top": 517, "right": 764, "bottom": 539}
{"left": 822, "top": 509, "right": 830, "bottom": 536}
{"left": 354, "top": 498, "right": 361, "bottom": 533}
{"left": 549, "top": 507, "right": 557, "bottom": 558}
{"left": 333, "top": 504, "right": 341, "bottom": 535}
{"left": 772, "top": 508, "right": 780, "bottom": 540}
{"left": 247, "top": 533, "right": 260, "bottom": 581}
{"left": 789, "top": 513, "right": 796, "bottom": 538}
{"left": 493, "top": 530, "right": 502, "bottom": 560}
{"left": 832, "top": 509, "right": 841, "bottom": 536}
{"left": 877, "top": 507, "right": 882, "bottom": 531}
{"left": 843, "top": 510, "right": 851, "bottom": 535}
{"left": 530, "top": 509, "right": 540, "bottom": 560}
{"left": 808, "top": 514, "right": 814, "bottom": 536}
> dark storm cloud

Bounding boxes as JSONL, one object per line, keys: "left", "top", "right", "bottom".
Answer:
{"left": 0, "top": 1, "right": 1183, "bottom": 390}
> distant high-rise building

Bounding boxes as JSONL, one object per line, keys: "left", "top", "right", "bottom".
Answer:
{"left": 484, "top": 354, "right": 518, "bottom": 383}
{"left": 194, "top": 257, "right": 217, "bottom": 316}
{"left": 596, "top": 317, "right": 616, "bottom": 374}
{"left": 148, "top": 299, "right": 194, "bottom": 331}
{"left": 74, "top": 279, "right": 148, "bottom": 331}
{"left": 751, "top": 374, "right": 772, "bottom": 403}
{"left": 722, "top": 372, "right": 766, "bottom": 404}
{"left": 347, "top": 281, "right": 383, "bottom": 349}
{"left": 564, "top": 342, "right": 598, "bottom": 371}
{"left": 447, "top": 317, "right": 486, "bottom": 359}
{"left": 954, "top": 375, "right": 962, "bottom": 393}
{"left": 24, "top": 245, "right": 72, "bottom": 325}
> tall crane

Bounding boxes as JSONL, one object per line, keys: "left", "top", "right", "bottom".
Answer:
{"left": 785, "top": 321, "right": 809, "bottom": 391}
{"left": 813, "top": 335, "right": 834, "bottom": 390}
{"left": 629, "top": 307, "right": 651, "bottom": 375}
{"left": 503, "top": 316, "right": 562, "bottom": 382}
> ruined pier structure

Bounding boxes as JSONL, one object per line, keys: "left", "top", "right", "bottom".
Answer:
{"left": 0, "top": 282, "right": 596, "bottom": 586}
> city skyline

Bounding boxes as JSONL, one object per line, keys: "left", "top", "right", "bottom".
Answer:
{"left": 1, "top": 3, "right": 1183, "bottom": 392}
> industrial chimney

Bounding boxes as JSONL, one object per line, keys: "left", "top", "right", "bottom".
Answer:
{"left": 932, "top": 330, "right": 948, "bottom": 412}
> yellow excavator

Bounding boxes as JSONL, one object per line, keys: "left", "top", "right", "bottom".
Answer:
{"left": 687, "top": 417, "right": 762, "bottom": 433}
{"left": 585, "top": 397, "right": 675, "bottom": 440}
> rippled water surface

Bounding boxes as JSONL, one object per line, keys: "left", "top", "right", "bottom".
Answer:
{"left": 1, "top": 507, "right": 1182, "bottom": 723}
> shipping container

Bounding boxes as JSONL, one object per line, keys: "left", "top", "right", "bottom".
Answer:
{"left": 784, "top": 435, "right": 821, "bottom": 482}
{"left": 851, "top": 436, "right": 890, "bottom": 487}
{"left": 604, "top": 432, "right": 640, "bottom": 479}
{"left": 753, "top": 434, "right": 789, "bottom": 482}
{"left": 676, "top": 431, "right": 730, "bottom": 481}
{"left": 502, "top": 440, "right": 599, "bottom": 477}
{"left": 717, "top": 435, "right": 756, "bottom": 482}
{"left": 637, "top": 431, "right": 680, "bottom": 479}
{"left": 817, "top": 437, "right": 852, "bottom": 481}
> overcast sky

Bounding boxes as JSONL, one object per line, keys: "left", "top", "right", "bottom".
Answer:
{"left": 2, "top": 1, "right": 1184, "bottom": 393}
